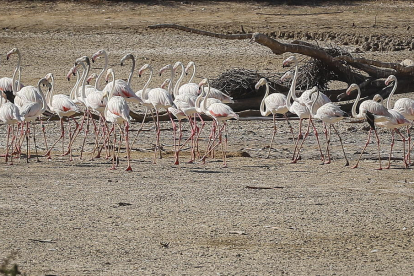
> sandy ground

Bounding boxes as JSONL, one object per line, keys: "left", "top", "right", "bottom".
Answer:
{"left": 0, "top": 1, "right": 414, "bottom": 275}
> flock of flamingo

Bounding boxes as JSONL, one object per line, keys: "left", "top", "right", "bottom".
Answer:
{"left": 0, "top": 48, "right": 413, "bottom": 171}
{"left": 0, "top": 48, "right": 238, "bottom": 170}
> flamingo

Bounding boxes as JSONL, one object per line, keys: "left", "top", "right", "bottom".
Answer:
{"left": 386, "top": 75, "right": 414, "bottom": 164}
{"left": 103, "top": 68, "right": 132, "bottom": 171}
{"left": 19, "top": 78, "right": 50, "bottom": 162}
{"left": 307, "top": 89, "right": 349, "bottom": 166}
{"left": 177, "top": 61, "right": 199, "bottom": 96}
{"left": 74, "top": 56, "right": 108, "bottom": 159}
{"left": 1, "top": 48, "right": 24, "bottom": 103}
{"left": 0, "top": 92, "right": 23, "bottom": 164}
{"left": 345, "top": 83, "right": 391, "bottom": 169}
{"left": 44, "top": 73, "right": 80, "bottom": 160}
{"left": 255, "top": 77, "right": 294, "bottom": 158}
{"left": 198, "top": 78, "right": 239, "bottom": 167}
{"left": 148, "top": 64, "right": 177, "bottom": 162}
{"left": 375, "top": 75, "right": 411, "bottom": 168}
{"left": 280, "top": 58, "right": 325, "bottom": 163}
{"left": 93, "top": 50, "right": 142, "bottom": 104}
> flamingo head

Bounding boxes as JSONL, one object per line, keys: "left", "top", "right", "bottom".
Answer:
{"left": 138, "top": 64, "right": 151, "bottom": 77}
{"left": 86, "top": 73, "right": 98, "bottom": 85}
{"left": 198, "top": 78, "right": 209, "bottom": 93}
{"left": 373, "top": 94, "right": 384, "bottom": 103}
{"left": 75, "top": 56, "right": 90, "bottom": 67}
{"left": 44, "top": 73, "right": 54, "bottom": 83}
{"left": 161, "top": 79, "right": 171, "bottom": 89}
{"left": 67, "top": 66, "right": 77, "bottom": 81}
{"left": 159, "top": 64, "right": 173, "bottom": 76}
{"left": 280, "top": 71, "right": 294, "bottom": 82}
{"left": 120, "top": 53, "right": 134, "bottom": 66}
{"left": 345, "top": 83, "right": 359, "bottom": 96}
{"left": 39, "top": 78, "right": 52, "bottom": 91}
{"left": 282, "top": 55, "right": 296, "bottom": 68}
{"left": 91, "top": 49, "right": 106, "bottom": 63}
{"left": 255, "top": 78, "right": 267, "bottom": 90}
{"left": 6, "top": 48, "right": 19, "bottom": 60}
{"left": 385, "top": 75, "right": 396, "bottom": 86}
{"left": 185, "top": 61, "right": 195, "bottom": 75}
{"left": 173, "top": 61, "right": 182, "bottom": 73}
{"left": 105, "top": 68, "right": 114, "bottom": 83}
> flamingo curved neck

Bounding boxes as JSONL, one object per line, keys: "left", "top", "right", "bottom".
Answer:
{"left": 12, "top": 52, "right": 22, "bottom": 95}
{"left": 80, "top": 61, "right": 90, "bottom": 102}
{"left": 126, "top": 56, "right": 135, "bottom": 86}
{"left": 173, "top": 62, "right": 185, "bottom": 98}
{"left": 351, "top": 86, "right": 361, "bottom": 118}
{"left": 95, "top": 51, "right": 108, "bottom": 91}
{"left": 310, "top": 91, "right": 319, "bottom": 117}
{"left": 260, "top": 82, "right": 270, "bottom": 116}
{"left": 167, "top": 66, "right": 174, "bottom": 95}
{"left": 47, "top": 75, "right": 55, "bottom": 109}
{"left": 203, "top": 81, "right": 211, "bottom": 112}
{"left": 37, "top": 79, "right": 47, "bottom": 111}
{"left": 108, "top": 70, "right": 116, "bottom": 101}
{"left": 142, "top": 66, "right": 153, "bottom": 101}
{"left": 188, "top": 62, "right": 196, "bottom": 83}
{"left": 290, "top": 60, "right": 299, "bottom": 101}
{"left": 387, "top": 79, "right": 397, "bottom": 110}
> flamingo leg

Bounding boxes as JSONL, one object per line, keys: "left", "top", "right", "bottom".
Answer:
{"left": 25, "top": 122, "right": 30, "bottom": 163}
{"left": 200, "top": 123, "right": 225, "bottom": 164}
{"left": 40, "top": 119, "right": 48, "bottom": 153}
{"left": 396, "top": 129, "right": 408, "bottom": 168}
{"left": 45, "top": 118, "right": 65, "bottom": 159}
{"left": 32, "top": 122, "right": 40, "bottom": 162}
{"left": 332, "top": 124, "right": 349, "bottom": 166}
{"left": 79, "top": 110, "right": 91, "bottom": 160}
{"left": 353, "top": 129, "right": 372, "bottom": 169}
{"left": 291, "top": 118, "right": 303, "bottom": 161}
{"left": 373, "top": 128, "right": 383, "bottom": 170}
{"left": 266, "top": 113, "right": 277, "bottom": 159}
{"left": 310, "top": 118, "right": 325, "bottom": 162}
{"left": 284, "top": 114, "right": 296, "bottom": 141}
{"left": 5, "top": 125, "right": 11, "bottom": 163}
{"left": 293, "top": 118, "right": 310, "bottom": 163}
{"left": 124, "top": 121, "right": 132, "bottom": 171}
{"left": 222, "top": 122, "right": 228, "bottom": 167}
{"left": 323, "top": 123, "right": 331, "bottom": 164}
{"left": 131, "top": 108, "right": 149, "bottom": 149}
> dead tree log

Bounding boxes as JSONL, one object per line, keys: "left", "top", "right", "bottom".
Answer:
{"left": 148, "top": 24, "right": 414, "bottom": 112}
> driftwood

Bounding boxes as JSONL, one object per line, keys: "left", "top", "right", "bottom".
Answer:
{"left": 148, "top": 24, "right": 414, "bottom": 110}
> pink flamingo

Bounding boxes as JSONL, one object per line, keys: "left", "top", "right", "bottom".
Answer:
{"left": 255, "top": 77, "right": 294, "bottom": 158}
{"left": 104, "top": 68, "right": 132, "bottom": 171}
{"left": 0, "top": 92, "right": 23, "bottom": 164}
{"left": 346, "top": 83, "right": 390, "bottom": 170}
{"left": 198, "top": 78, "right": 239, "bottom": 167}
{"left": 44, "top": 73, "right": 80, "bottom": 160}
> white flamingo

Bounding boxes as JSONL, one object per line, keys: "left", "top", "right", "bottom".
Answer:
{"left": 386, "top": 75, "right": 414, "bottom": 164}
{"left": 256, "top": 77, "right": 294, "bottom": 158}
{"left": 148, "top": 64, "right": 177, "bottom": 162}
{"left": 177, "top": 61, "right": 199, "bottom": 96}
{"left": 44, "top": 73, "right": 80, "bottom": 159}
{"left": 307, "top": 89, "right": 349, "bottom": 165}
{"left": 198, "top": 78, "right": 239, "bottom": 167}
{"left": 19, "top": 78, "right": 50, "bottom": 162}
{"left": 345, "top": 83, "right": 390, "bottom": 169}
{"left": 0, "top": 92, "right": 23, "bottom": 164}
{"left": 375, "top": 75, "right": 411, "bottom": 168}
{"left": 94, "top": 51, "right": 141, "bottom": 104}
{"left": 104, "top": 68, "right": 132, "bottom": 171}
{"left": 281, "top": 59, "right": 325, "bottom": 163}
{"left": 1, "top": 48, "right": 24, "bottom": 103}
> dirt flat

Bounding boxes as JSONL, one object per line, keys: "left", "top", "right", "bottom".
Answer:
{"left": 0, "top": 1, "right": 413, "bottom": 275}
